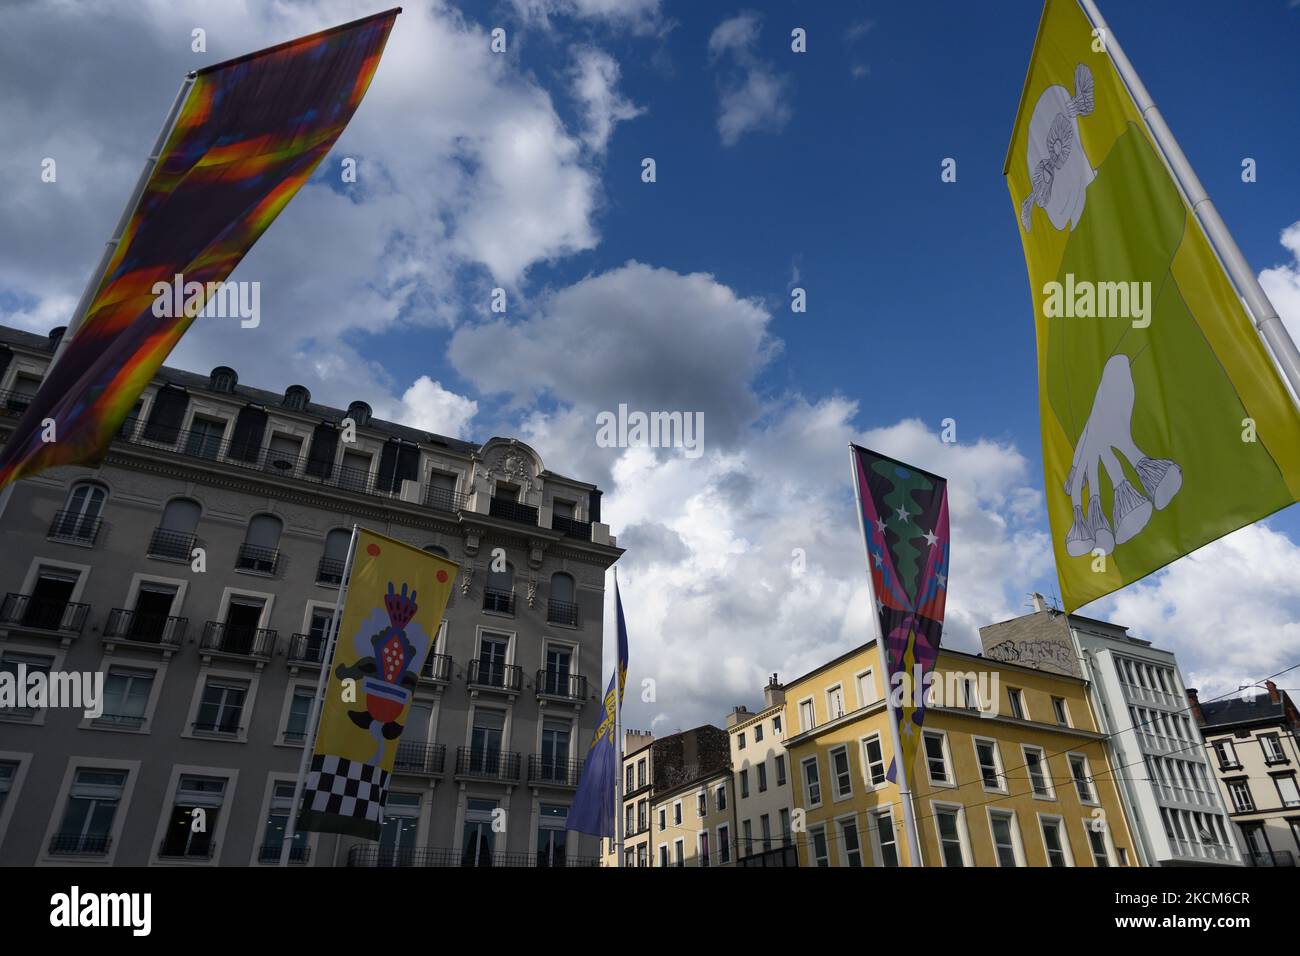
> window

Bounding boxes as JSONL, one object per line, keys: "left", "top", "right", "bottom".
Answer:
{"left": 475, "top": 634, "right": 509, "bottom": 688}
{"left": 738, "top": 732, "right": 746, "bottom": 751}
{"left": 1007, "top": 688, "right": 1025, "bottom": 719}
{"left": 195, "top": 679, "right": 246, "bottom": 735}
{"left": 773, "top": 714, "right": 782, "bottom": 734}
{"left": 698, "top": 830, "right": 711, "bottom": 867}
{"left": 975, "top": 739, "right": 1003, "bottom": 791}
{"left": 810, "top": 825, "right": 829, "bottom": 867}
{"left": 547, "top": 573, "right": 578, "bottom": 626}
{"left": 658, "top": 844, "right": 669, "bottom": 867}
{"left": 537, "top": 804, "right": 568, "bottom": 867}
{"left": 98, "top": 668, "right": 153, "bottom": 727}
{"left": 742, "top": 819, "right": 752, "bottom": 857}
{"left": 1024, "top": 746, "right": 1053, "bottom": 798}
{"left": 1227, "top": 779, "right": 1254, "bottom": 813}
{"left": 802, "top": 756, "right": 822, "bottom": 807}
{"left": 284, "top": 687, "right": 314, "bottom": 743}
{"left": 0, "top": 652, "right": 53, "bottom": 720}
{"left": 1040, "top": 817, "right": 1071, "bottom": 867}
{"left": 238, "top": 514, "right": 282, "bottom": 573}
{"left": 799, "top": 699, "right": 815, "bottom": 732}
{"left": 1262, "top": 734, "right": 1286, "bottom": 764}
{"left": 697, "top": 792, "right": 707, "bottom": 817}
{"left": 935, "top": 807, "right": 967, "bottom": 867}
{"left": 657, "top": 807, "right": 665, "bottom": 831}
{"left": 1086, "top": 825, "right": 1110, "bottom": 867}
{"left": 873, "top": 810, "right": 899, "bottom": 867}
{"left": 260, "top": 782, "right": 308, "bottom": 863}
{"left": 484, "top": 561, "right": 515, "bottom": 614}
{"left": 831, "top": 746, "right": 852, "bottom": 799}
{"left": 963, "top": 677, "right": 981, "bottom": 710}
{"left": 345, "top": 401, "right": 372, "bottom": 427}
{"left": 860, "top": 735, "right": 886, "bottom": 787}
{"left": 775, "top": 754, "right": 787, "bottom": 786}
{"left": 637, "top": 758, "right": 647, "bottom": 789}
{"left": 219, "top": 596, "right": 267, "bottom": 654}
{"left": 673, "top": 801, "right": 682, "bottom": 826}
{"left": 51, "top": 769, "right": 125, "bottom": 855}
{"left": 754, "top": 723, "right": 764, "bottom": 743}
{"left": 739, "top": 768, "right": 749, "bottom": 798}
{"left": 1052, "top": 697, "right": 1070, "bottom": 725}
{"left": 0, "top": 761, "right": 15, "bottom": 813}
{"left": 208, "top": 367, "right": 236, "bottom": 393}
{"left": 636, "top": 843, "right": 647, "bottom": 867}
{"left": 637, "top": 799, "right": 647, "bottom": 832}
{"left": 760, "top": 814, "right": 772, "bottom": 851}
{"left": 119, "top": 401, "right": 143, "bottom": 439}
{"left": 625, "top": 764, "right": 634, "bottom": 792}
{"left": 461, "top": 798, "right": 495, "bottom": 867}
{"left": 716, "top": 784, "right": 727, "bottom": 812}
{"left": 827, "top": 685, "right": 845, "bottom": 720}
{"left": 283, "top": 385, "right": 310, "bottom": 411}
{"left": 160, "top": 775, "right": 226, "bottom": 859}
{"left": 839, "top": 817, "right": 863, "bottom": 866}
{"left": 1274, "top": 775, "right": 1300, "bottom": 808}
{"left": 318, "top": 529, "right": 351, "bottom": 586}
{"left": 152, "top": 498, "right": 201, "bottom": 559}
{"left": 757, "top": 763, "right": 768, "bottom": 793}
{"left": 1068, "top": 755, "right": 1095, "bottom": 803}
{"left": 129, "top": 582, "right": 180, "bottom": 643}
{"left": 185, "top": 415, "right": 226, "bottom": 459}
{"left": 1213, "top": 740, "right": 1239, "bottom": 769}
{"left": 856, "top": 669, "right": 877, "bottom": 707}
{"left": 469, "top": 708, "right": 505, "bottom": 773}
{"left": 17, "top": 566, "right": 80, "bottom": 630}
{"left": 542, "top": 644, "right": 573, "bottom": 697}
{"left": 923, "top": 732, "right": 950, "bottom": 785}
{"left": 625, "top": 803, "right": 635, "bottom": 836}
{"left": 989, "top": 811, "right": 1020, "bottom": 867}
{"left": 53, "top": 482, "right": 107, "bottom": 542}
{"left": 718, "top": 824, "right": 731, "bottom": 864}
{"left": 673, "top": 838, "right": 684, "bottom": 866}
{"left": 780, "top": 808, "right": 791, "bottom": 846}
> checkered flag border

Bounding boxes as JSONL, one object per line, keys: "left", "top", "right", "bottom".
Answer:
{"left": 303, "top": 754, "right": 391, "bottom": 826}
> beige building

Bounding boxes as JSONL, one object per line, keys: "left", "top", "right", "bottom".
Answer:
{"left": 727, "top": 674, "right": 796, "bottom": 865}
{"left": 1191, "top": 681, "right": 1300, "bottom": 867}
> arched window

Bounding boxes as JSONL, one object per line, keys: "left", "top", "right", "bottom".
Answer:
{"left": 283, "top": 385, "right": 310, "bottom": 411}
{"left": 238, "top": 514, "right": 283, "bottom": 574}
{"left": 422, "top": 544, "right": 449, "bottom": 558}
{"left": 318, "top": 528, "right": 351, "bottom": 586}
{"left": 346, "top": 401, "right": 371, "bottom": 427}
{"left": 209, "top": 366, "right": 237, "bottom": 393}
{"left": 547, "top": 572, "right": 578, "bottom": 626}
{"left": 484, "top": 560, "right": 514, "bottom": 614}
{"left": 53, "top": 481, "right": 108, "bottom": 542}
{"left": 150, "top": 497, "right": 201, "bottom": 560}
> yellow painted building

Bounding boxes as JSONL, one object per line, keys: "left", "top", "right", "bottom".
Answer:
{"left": 780, "top": 640, "right": 1138, "bottom": 867}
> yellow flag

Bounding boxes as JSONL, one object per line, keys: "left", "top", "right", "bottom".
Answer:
{"left": 299, "top": 529, "right": 457, "bottom": 838}
{"left": 1005, "top": 0, "right": 1300, "bottom": 611}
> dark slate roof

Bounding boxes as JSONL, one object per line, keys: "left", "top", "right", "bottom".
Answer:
{"left": 1199, "top": 693, "right": 1291, "bottom": 729}
{"left": 0, "top": 324, "right": 478, "bottom": 455}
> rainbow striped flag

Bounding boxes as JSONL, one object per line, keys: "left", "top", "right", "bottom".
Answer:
{"left": 0, "top": 10, "right": 397, "bottom": 489}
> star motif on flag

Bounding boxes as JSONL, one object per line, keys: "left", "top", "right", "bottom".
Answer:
{"left": 895, "top": 505, "right": 911, "bottom": 523}
{"left": 875, "top": 517, "right": 887, "bottom": 535}
{"left": 923, "top": 528, "right": 938, "bottom": 547}
{"left": 873, "top": 552, "right": 884, "bottom": 570}
{"left": 937, "top": 572, "right": 947, "bottom": 588}
{"left": 874, "top": 594, "right": 883, "bottom": 615}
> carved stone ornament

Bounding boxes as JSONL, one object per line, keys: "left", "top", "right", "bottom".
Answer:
{"left": 460, "top": 564, "right": 474, "bottom": 596}
{"left": 526, "top": 576, "right": 538, "bottom": 609}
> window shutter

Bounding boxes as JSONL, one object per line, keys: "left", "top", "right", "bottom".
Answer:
{"left": 142, "top": 386, "right": 188, "bottom": 442}
{"left": 228, "top": 405, "right": 268, "bottom": 462}
{"left": 305, "top": 423, "right": 338, "bottom": 478}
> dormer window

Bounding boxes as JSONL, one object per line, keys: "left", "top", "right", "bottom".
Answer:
{"left": 209, "top": 367, "right": 237, "bottom": 393}
{"left": 346, "top": 401, "right": 371, "bottom": 427}
{"left": 283, "top": 385, "right": 310, "bottom": 411}
{"left": 48, "top": 326, "right": 67, "bottom": 352}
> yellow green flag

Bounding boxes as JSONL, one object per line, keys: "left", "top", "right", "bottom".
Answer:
{"left": 1004, "top": 0, "right": 1300, "bottom": 611}
{"left": 299, "top": 529, "right": 457, "bottom": 838}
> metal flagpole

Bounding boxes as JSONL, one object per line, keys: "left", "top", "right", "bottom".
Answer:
{"left": 51, "top": 75, "right": 195, "bottom": 368}
{"left": 1077, "top": 0, "right": 1300, "bottom": 406}
{"left": 848, "top": 446, "right": 923, "bottom": 867}
{"left": 612, "top": 568, "right": 624, "bottom": 867}
{"left": 280, "top": 524, "right": 359, "bottom": 866}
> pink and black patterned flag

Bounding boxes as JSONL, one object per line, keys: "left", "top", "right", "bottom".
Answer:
{"left": 851, "top": 444, "right": 950, "bottom": 782}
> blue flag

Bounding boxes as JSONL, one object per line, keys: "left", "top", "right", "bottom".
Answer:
{"left": 567, "top": 576, "right": 629, "bottom": 838}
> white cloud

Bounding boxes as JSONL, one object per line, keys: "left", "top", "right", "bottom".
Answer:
{"left": 1259, "top": 220, "right": 1300, "bottom": 356}
{"left": 390, "top": 376, "right": 479, "bottom": 439}
{"left": 570, "top": 47, "right": 644, "bottom": 153}
{"left": 707, "top": 12, "right": 792, "bottom": 147}
{"left": 511, "top": 0, "right": 665, "bottom": 34}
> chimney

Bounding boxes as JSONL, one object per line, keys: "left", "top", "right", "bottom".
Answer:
{"left": 763, "top": 673, "right": 785, "bottom": 710}
{"left": 1186, "top": 688, "right": 1204, "bottom": 724}
{"left": 1031, "top": 593, "right": 1047, "bottom": 613}
{"left": 1266, "top": 680, "right": 1280, "bottom": 705}
{"left": 725, "top": 705, "right": 750, "bottom": 729}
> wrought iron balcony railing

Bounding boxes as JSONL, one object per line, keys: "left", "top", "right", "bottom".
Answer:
{"left": 527, "top": 754, "right": 583, "bottom": 787}
{"left": 287, "top": 632, "right": 329, "bottom": 665}
{"left": 48, "top": 832, "right": 111, "bottom": 856}
{"left": 0, "top": 593, "right": 89, "bottom": 635}
{"left": 346, "top": 845, "right": 601, "bottom": 868}
{"left": 104, "top": 608, "right": 186, "bottom": 646}
{"left": 426, "top": 485, "right": 468, "bottom": 513}
{"left": 48, "top": 509, "right": 104, "bottom": 545}
{"left": 488, "top": 497, "right": 538, "bottom": 526}
{"left": 455, "top": 746, "right": 520, "bottom": 781}
{"left": 147, "top": 527, "right": 197, "bottom": 561}
{"left": 420, "top": 652, "right": 453, "bottom": 682}
{"left": 483, "top": 588, "right": 515, "bottom": 614}
{"left": 316, "top": 556, "right": 345, "bottom": 586}
{"left": 552, "top": 514, "right": 592, "bottom": 541}
{"left": 536, "top": 669, "right": 587, "bottom": 701}
{"left": 393, "top": 741, "right": 446, "bottom": 776}
{"left": 546, "top": 600, "right": 579, "bottom": 627}
{"left": 467, "top": 659, "right": 522, "bottom": 692}
{"left": 0, "top": 388, "right": 35, "bottom": 418}
{"left": 200, "top": 621, "right": 276, "bottom": 658}
{"left": 258, "top": 844, "right": 310, "bottom": 864}
{"left": 158, "top": 839, "right": 216, "bottom": 860}
{"left": 236, "top": 543, "right": 279, "bottom": 575}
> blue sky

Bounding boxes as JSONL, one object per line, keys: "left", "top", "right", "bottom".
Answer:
{"left": 2, "top": 0, "right": 1299, "bottom": 730}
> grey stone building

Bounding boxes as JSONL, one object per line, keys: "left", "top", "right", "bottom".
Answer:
{"left": 0, "top": 323, "right": 622, "bottom": 867}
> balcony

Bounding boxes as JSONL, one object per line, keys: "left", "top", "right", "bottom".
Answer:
{"left": 0, "top": 593, "right": 89, "bottom": 636}
{"left": 0, "top": 388, "right": 35, "bottom": 418}
{"left": 315, "top": 556, "right": 345, "bottom": 586}
{"left": 489, "top": 497, "right": 538, "bottom": 526}
{"left": 552, "top": 514, "right": 592, "bottom": 542}
{"left": 426, "top": 485, "right": 468, "bottom": 513}
{"left": 346, "top": 845, "right": 600, "bottom": 868}
{"left": 536, "top": 669, "right": 587, "bottom": 702}
{"left": 48, "top": 509, "right": 104, "bottom": 545}
{"left": 158, "top": 840, "right": 216, "bottom": 861}
{"left": 393, "top": 741, "right": 446, "bottom": 776}
{"left": 468, "top": 659, "right": 522, "bottom": 693}
{"left": 1248, "top": 850, "right": 1296, "bottom": 867}
{"left": 236, "top": 543, "right": 279, "bottom": 575}
{"left": 287, "top": 633, "right": 328, "bottom": 665}
{"left": 420, "top": 652, "right": 452, "bottom": 683}
{"left": 455, "top": 746, "right": 520, "bottom": 782}
{"left": 257, "top": 844, "right": 310, "bottom": 864}
{"left": 200, "top": 621, "right": 276, "bottom": 658}
{"left": 528, "top": 754, "right": 582, "bottom": 788}
{"left": 147, "top": 527, "right": 196, "bottom": 561}
{"left": 104, "top": 608, "right": 186, "bottom": 647}
{"left": 737, "top": 845, "right": 800, "bottom": 868}
{"left": 546, "top": 600, "right": 579, "bottom": 627}
{"left": 48, "top": 833, "right": 111, "bottom": 856}
{"left": 482, "top": 588, "right": 515, "bottom": 615}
